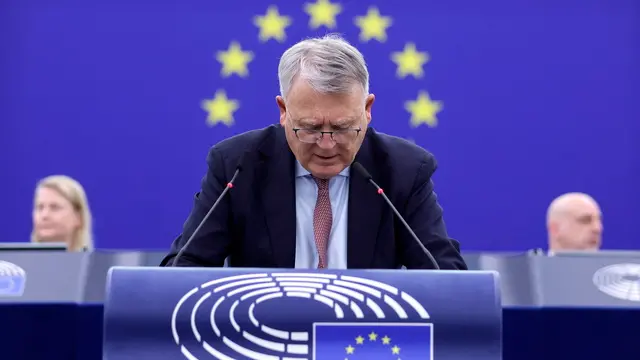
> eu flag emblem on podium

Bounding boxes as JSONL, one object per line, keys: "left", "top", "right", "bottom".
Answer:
{"left": 313, "top": 322, "right": 433, "bottom": 359}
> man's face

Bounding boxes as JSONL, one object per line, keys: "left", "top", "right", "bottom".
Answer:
{"left": 553, "top": 199, "right": 603, "bottom": 251}
{"left": 277, "top": 80, "right": 375, "bottom": 179}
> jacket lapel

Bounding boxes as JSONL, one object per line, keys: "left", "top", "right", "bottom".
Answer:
{"left": 258, "top": 128, "right": 297, "bottom": 268}
{"left": 347, "top": 131, "right": 385, "bottom": 268}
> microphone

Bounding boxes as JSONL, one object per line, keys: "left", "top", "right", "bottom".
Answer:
{"left": 171, "top": 154, "right": 246, "bottom": 267}
{"left": 351, "top": 162, "right": 441, "bottom": 270}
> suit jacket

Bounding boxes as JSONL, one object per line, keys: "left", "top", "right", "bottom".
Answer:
{"left": 160, "top": 124, "right": 467, "bottom": 270}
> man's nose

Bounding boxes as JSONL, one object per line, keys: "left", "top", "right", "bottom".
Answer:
{"left": 593, "top": 221, "right": 603, "bottom": 233}
{"left": 316, "top": 133, "right": 336, "bottom": 149}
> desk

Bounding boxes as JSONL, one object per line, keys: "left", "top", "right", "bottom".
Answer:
{"left": 0, "top": 304, "right": 637, "bottom": 359}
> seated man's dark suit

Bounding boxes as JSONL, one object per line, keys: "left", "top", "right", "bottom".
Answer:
{"left": 160, "top": 124, "right": 467, "bottom": 270}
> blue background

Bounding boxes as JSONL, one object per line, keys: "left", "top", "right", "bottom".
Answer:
{"left": 2, "top": 0, "right": 638, "bottom": 251}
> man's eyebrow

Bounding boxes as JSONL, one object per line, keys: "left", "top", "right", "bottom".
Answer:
{"left": 334, "top": 117, "right": 359, "bottom": 126}
{"left": 332, "top": 119, "right": 364, "bottom": 130}
{"left": 294, "top": 116, "right": 359, "bottom": 127}
{"left": 295, "top": 118, "right": 320, "bottom": 127}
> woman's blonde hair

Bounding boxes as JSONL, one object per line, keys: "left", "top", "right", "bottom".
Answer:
{"left": 31, "top": 175, "right": 94, "bottom": 251}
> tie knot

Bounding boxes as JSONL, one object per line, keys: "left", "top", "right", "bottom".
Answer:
{"left": 314, "top": 177, "right": 329, "bottom": 190}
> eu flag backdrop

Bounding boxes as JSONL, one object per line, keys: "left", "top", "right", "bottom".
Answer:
{"left": 1, "top": 0, "right": 639, "bottom": 251}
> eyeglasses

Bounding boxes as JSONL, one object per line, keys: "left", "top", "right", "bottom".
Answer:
{"left": 292, "top": 127, "right": 362, "bottom": 144}
{"left": 286, "top": 111, "right": 363, "bottom": 144}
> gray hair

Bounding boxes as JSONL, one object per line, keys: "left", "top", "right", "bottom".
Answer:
{"left": 278, "top": 34, "right": 369, "bottom": 100}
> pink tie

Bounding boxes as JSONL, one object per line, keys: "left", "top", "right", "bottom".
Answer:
{"left": 313, "top": 177, "right": 332, "bottom": 269}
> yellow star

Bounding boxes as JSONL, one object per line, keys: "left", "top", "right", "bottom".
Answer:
{"left": 216, "top": 41, "right": 254, "bottom": 78}
{"left": 405, "top": 91, "right": 443, "bottom": 128}
{"left": 345, "top": 345, "right": 355, "bottom": 354}
{"left": 304, "top": 0, "right": 342, "bottom": 29}
{"left": 391, "top": 345, "right": 401, "bottom": 355}
{"left": 355, "top": 335, "right": 364, "bottom": 344}
{"left": 253, "top": 6, "right": 292, "bottom": 43}
{"left": 201, "top": 90, "right": 239, "bottom": 127}
{"left": 368, "top": 331, "right": 378, "bottom": 341}
{"left": 382, "top": 335, "right": 391, "bottom": 345}
{"left": 354, "top": 7, "right": 392, "bottom": 43}
{"left": 391, "top": 43, "right": 430, "bottom": 78}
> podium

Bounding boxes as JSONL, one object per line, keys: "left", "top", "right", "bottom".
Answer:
{"left": 104, "top": 268, "right": 501, "bottom": 359}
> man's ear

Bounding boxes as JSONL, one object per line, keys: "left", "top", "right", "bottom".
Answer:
{"left": 276, "top": 96, "right": 286, "bottom": 125}
{"left": 364, "top": 94, "right": 375, "bottom": 124}
{"left": 548, "top": 221, "right": 559, "bottom": 236}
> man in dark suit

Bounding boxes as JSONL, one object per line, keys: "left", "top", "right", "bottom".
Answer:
{"left": 160, "top": 34, "right": 466, "bottom": 270}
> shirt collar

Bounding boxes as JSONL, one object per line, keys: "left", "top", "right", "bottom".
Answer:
{"left": 295, "top": 160, "right": 350, "bottom": 178}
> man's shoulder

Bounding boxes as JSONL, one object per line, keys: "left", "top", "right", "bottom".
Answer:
{"left": 211, "top": 124, "right": 281, "bottom": 156}
{"left": 204, "top": 124, "right": 285, "bottom": 174}
{"left": 367, "top": 128, "right": 436, "bottom": 169}
{"left": 364, "top": 128, "right": 439, "bottom": 197}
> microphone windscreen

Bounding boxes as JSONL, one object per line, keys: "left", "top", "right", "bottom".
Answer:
{"left": 352, "top": 162, "right": 372, "bottom": 180}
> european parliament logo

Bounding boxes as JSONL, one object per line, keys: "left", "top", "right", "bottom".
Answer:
{"left": 593, "top": 263, "right": 640, "bottom": 302}
{"left": 0, "top": 260, "right": 27, "bottom": 297}
{"left": 171, "top": 272, "right": 434, "bottom": 359}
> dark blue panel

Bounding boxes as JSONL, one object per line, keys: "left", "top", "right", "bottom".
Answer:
{"left": 503, "top": 307, "right": 640, "bottom": 359}
{"left": 0, "top": 303, "right": 103, "bottom": 360}
{"left": 0, "top": 303, "right": 638, "bottom": 359}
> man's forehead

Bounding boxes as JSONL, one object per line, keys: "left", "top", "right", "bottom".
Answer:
{"left": 568, "top": 203, "right": 602, "bottom": 221}
{"left": 568, "top": 197, "right": 600, "bottom": 212}
{"left": 286, "top": 81, "right": 365, "bottom": 115}
{"left": 288, "top": 77, "right": 364, "bottom": 99}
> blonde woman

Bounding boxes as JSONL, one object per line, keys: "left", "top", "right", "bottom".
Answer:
{"left": 31, "top": 175, "right": 94, "bottom": 252}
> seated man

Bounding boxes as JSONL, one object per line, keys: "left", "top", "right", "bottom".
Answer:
{"left": 545, "top": 192, "right": 603, "bottom": 253}
{"left": 160, "top": 34, "right": 466, "bottom": 270}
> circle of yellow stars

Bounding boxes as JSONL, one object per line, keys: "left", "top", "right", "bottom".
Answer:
{"left": 202, "top": 0, "right": 443, "bottom": 129}
{"left": 344, "top": 331, "right": 401, "bottom": 360}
